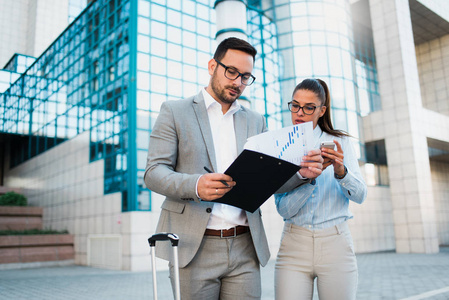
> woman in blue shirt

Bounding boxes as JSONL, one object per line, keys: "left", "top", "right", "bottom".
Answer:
{"left": 275, "top": 78, "right": 367, "bottom": 300}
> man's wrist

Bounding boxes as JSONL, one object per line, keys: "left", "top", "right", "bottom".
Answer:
{"left": 301, "top": 177, "right": 316, "bottom": 185}
{"left": 334, "top": 165, "right": 348, "bottom": 179}
{"left": 297, "top": 171, "right": 306, "bottom": 180}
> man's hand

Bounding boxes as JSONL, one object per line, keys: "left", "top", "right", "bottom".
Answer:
{"left": 299, "top": 149, "right": 323, "bottom": 179}
{"left": 197, "top": 173, "right": 235, "bottom": 201}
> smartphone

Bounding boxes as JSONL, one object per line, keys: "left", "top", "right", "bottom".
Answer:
{"left": 320, "top": 141, "right": 335, "bottom": 150}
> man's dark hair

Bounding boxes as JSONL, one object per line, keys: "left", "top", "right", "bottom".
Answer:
{"left": 213, "top": 37, "right": 257, "bottom": 62}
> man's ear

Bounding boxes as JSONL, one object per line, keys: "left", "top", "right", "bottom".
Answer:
{"left": 208, "top": 59, "right": 216, "bottom": 76}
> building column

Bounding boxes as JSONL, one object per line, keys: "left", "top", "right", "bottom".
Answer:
{"left": 214, "top": 0, "right": 251, "bottom": 107}
{"left": 214, "top": 0, "right": 248, "bottom": 43}
{"left": 369, "top": 0, "right": 439, "bottom": 253}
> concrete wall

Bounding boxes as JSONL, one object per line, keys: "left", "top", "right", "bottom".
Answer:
{"left": 0, "top": 0, "right": 30, "bottom": 66}
{"left": 0, "top": 0, "right": 69, "bottom": 67}
{"left": 3, "top": 133, "right": 124, "bottom": 268}
{"left": 121, "top": 193, "right": 164, "bottom": 271}
{"left": 430, "top": 160, "right": 449, "bottom": 245}
{"left": 416, "top": 34, "right": 449, "bottom": 116}
{"left": 30, "top": 0, "right": 69, "bottom": 57}
{"left": 416, "top": 0, "right": 449, "bottom": 22}
{"left": 416, "top": 34, "right": 449, "bottom": 246}
{"left": 368, "top": 0, "right": 440, "bottom": 253}
{"left": 349, "top": 185, "right": 396, "bottom": 253}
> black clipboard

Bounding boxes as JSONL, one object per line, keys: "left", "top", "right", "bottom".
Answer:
{"left": 212, "top": 149, "right": 299, "bottom": 213}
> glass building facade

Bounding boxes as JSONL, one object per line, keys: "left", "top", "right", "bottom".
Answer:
{"left": 134, "top": 0, "right": 216, "bottom": 211}
{"left": 1, "top": 0, "right": 381, "bottom": 212}
{"left": 0, "top": 54, "right": 36, "bottom": 94}
{"left": 270, "top": 1, "right": 365, "bottom": 162}
{"left": 69, "top": 0, "right": 89, "bottom": 23}
{"left": 2, "top": 0, "right": 449, "bottom": 267}
{"left": 1, "top": 0, "right": 131, "bottom": 202}
{"left": 0, "top": 70, "right": 21, "bottom": 94}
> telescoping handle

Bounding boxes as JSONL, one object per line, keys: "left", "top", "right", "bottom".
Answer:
{"left": 148, "top": 232, "right": 179, "bottom": 247}
{"left": 148, "top": 233, "right": 180, "bottom": 300}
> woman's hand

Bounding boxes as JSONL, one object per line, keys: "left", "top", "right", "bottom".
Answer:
{"left": 299, "top": 149, "right": 323, "bottom": 179}
{"left": 321, "top": 139, "right": 345, "bottom": 176}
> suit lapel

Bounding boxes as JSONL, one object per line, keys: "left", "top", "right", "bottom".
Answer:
{"left": 192, "top": 92, "right": 217, "bottom": 170}
{"left": 193, "top": 92, "right": 248, "bottom": 169}
{"left": 234, "top": 108, "right": 248, "bottom": 153}
{"left": 234, "top": 109, "right": 259, "bottom": 217}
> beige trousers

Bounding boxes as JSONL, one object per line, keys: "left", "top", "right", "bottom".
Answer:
{"left": 275, "top": 222, "right": 358, "bottom": 300}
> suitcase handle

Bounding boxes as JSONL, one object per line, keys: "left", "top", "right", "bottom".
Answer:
{"left": 148, "top": 232, "right": 181, "bottom": 300}
{"left": 148, "top": 232, "right": 179, "bottom": 247}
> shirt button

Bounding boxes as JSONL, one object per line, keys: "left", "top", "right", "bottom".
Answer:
{"left": 312, "top": 194, "right": 315, "bottom": 198}
{"left": 206, "top": 208, "right": 212, "bottom": 213}
{"left": 308, "top": 225, "right": 312, "bottom": 228}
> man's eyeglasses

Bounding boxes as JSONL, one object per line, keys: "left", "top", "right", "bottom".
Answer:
{"left": 215, "top": 59, "right": 256, "bottom": 86}
{"left": 288, "top": 102, "right": 321, "bottom": 115}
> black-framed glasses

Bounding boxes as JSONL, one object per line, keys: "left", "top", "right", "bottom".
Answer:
{"left": 288, "top": 102, "right": 321, "bottom": 115}
{"left": 215, "top": 59, "right": 256, "bottom": 86}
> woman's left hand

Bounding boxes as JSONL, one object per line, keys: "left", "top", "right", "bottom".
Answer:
{"left": 321, "top": 139, "right": 345, "bottom": 176}
{"left": 299, "top": 149, "right": 323, "bottom": 179}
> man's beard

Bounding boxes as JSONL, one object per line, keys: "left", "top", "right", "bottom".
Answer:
{"left": 210, "top": 72, "right": 242, "bottom": 104}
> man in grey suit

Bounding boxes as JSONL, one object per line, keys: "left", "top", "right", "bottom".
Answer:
{"left": 144, "top": 37, "right": 322, "bottom": 299}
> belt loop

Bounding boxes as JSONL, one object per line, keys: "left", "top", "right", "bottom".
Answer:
{"left": 286, "top": 223, "right": 292, "bottom": 233}
{"left": 335, "top": 224, "right": 341, "bottom": 235}
{"left": 335, "top": 222, "right": 347, "bottom": 235}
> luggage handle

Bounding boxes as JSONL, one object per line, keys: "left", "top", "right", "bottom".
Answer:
{"left": 148, "top": 232, "right": 179, "bottom": 247}
{"left": 148, "top": 233, "right": 181, "bottom": 300}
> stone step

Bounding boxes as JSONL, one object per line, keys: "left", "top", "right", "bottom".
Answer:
{"left": 0, "top": 206, "right": 43, "bottom": 231}
{"left": 0, "top": 187, "right": 22, "bottom": 196}
{"left": 0, "top": 234, "right": 74, "bottom": 264}
{"left": 0, "top": 205, "right": 74, "bottom": 265}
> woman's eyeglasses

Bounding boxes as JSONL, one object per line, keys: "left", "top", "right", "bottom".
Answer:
{"left": 288, "top": 102, "right": 321, "bottom": 115}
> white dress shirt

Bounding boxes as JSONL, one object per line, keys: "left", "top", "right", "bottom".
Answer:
{"left": 201, "top": 88, "right": 248, "bottom": 230}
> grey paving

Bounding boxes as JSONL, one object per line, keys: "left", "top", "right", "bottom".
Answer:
{"left": 1, "top": 247, "right": 448, "bottom": 300}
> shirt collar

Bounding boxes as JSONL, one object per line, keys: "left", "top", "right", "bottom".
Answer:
{"left": 201, "top": 88, "right": 241, "bottom": 115}
{"left": 313, "top": 124, "right": 323, "bottom": 139}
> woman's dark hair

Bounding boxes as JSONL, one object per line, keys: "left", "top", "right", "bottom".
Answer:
{"left": 292, "top": 78, "right": 349, "bottom": 137}
{"left": 213, "top": 37, "right": 257, "bottom": 62}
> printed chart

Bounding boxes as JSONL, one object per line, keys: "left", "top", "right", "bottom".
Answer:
{"left": 244, "top": 122, "right": 313, "bottom": 166}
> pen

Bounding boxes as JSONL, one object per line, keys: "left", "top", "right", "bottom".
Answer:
{"left": 203, "top": 166, "right": 230, "bottom": 187}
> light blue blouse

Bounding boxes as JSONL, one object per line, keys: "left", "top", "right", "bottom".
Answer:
{"left": 275, "top": 126, "right": 367, "bottom": 230}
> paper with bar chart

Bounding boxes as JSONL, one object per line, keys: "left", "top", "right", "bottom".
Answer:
{"left": 214, "top": 121, "right": 314, "bottom": 212}
{"left": 243, "top": 122, "right": 313, "bottom": 166}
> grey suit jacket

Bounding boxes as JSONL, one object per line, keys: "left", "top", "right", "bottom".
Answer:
{"left": 144, "top": 91, "right": 272, "bottom": 268}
